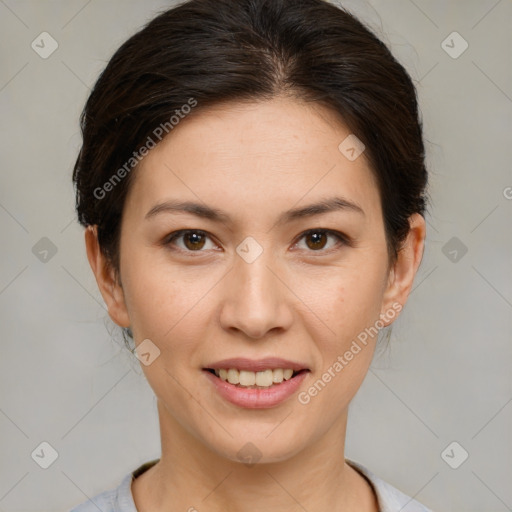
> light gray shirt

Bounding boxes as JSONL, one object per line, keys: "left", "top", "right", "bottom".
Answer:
{"left": 70, "top": 458, "right": 434, "bottom": 512}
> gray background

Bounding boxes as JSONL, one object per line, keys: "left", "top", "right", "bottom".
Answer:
{"left": 1, "top": 0, "right": 511, "bottom": 511}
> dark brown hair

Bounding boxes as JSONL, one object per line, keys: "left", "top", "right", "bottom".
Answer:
{"left": 72, "top": 0, "right": 428, "bottom": 346}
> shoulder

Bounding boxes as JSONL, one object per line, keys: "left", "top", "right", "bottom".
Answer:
{"left": 69, "top": 472, "right": 136, "bottom": 512}
{"left": 69, "top": 459, "right": 159, "bottom": 512}
{"left": 346, "top": 458, "right": 435, "bottom": 512}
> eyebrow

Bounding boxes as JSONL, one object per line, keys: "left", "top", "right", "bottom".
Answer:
{"left": 144, "top": 196, "right": 365, "bottom": 225}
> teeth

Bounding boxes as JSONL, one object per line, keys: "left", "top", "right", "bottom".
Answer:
{"left": 272, "top": 368, "right": 284, "bottom": 383}
{"left": 256, "top": 369, "right": 273, "bottom": 387}
{"left": 239, "top": 370, "right": 256, "bottom": 386}
{"left": 226, "top": 368, "right": 239, "bottom": 384}
{"left": 213, "top": 368, "right": 298, "bottom": 387}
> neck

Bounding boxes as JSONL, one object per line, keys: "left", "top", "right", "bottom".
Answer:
{"left": 132, "top": 399, "right": 377, "bottom": 512}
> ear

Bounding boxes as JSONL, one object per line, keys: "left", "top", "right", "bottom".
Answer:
{"left": 380, "top": 213, "right": 426, "bottom": 325}
{"left": 84, "top": 225, "right": 131, "bottom": 329}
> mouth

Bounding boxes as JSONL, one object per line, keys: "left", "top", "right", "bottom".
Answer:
{"left": 203, "top": 367, "right": 309, "bottom": 389}
{"left": 202, "top": 359, "right": 311, "bottom": 409}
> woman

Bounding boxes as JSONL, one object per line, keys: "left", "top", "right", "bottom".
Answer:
{"left": 70, "top": 0, "right": 432, "bottom": 510}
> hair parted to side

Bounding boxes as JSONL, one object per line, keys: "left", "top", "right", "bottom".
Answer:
{"left": 72, "top": 0, "right": 428, "bottom": 349}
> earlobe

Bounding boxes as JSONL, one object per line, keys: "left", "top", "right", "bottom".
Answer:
{"left": 380, "top": 213, "right": 426, "bottom": 326}
{"left": 84, "top": 226, "right": 131, "bottom": 328}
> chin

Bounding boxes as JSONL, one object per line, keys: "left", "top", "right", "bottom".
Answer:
{"left": 207, "top": 432, "right": 306, "bottom": 466}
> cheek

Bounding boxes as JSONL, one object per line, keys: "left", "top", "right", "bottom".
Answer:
{"left": 122, "top": 266, "right": 176, "bottom": 341}
{"left": 299, "top": 256, "right": 387, "bottom": 394}
{"left": 120, "top": 244, "right": 209, "bottom": 340}
{"left": 122, "top": 259, "right": 212, "bottom": 414}
{"left": 305, "top": 261, "right": 387, "bottom": 344}
{"left": 296, "top": 273, "right": 383, "bottom": 421}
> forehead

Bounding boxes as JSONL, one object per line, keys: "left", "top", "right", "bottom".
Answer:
{"left": 123, "top": 96, "right": 380, "bottom": 225}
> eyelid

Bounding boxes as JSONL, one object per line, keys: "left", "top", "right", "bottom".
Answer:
{"left": 291, "top": 228, "right": 351, "bottom": 252}
{"left": 163, "top": 229, "right": 218, "bottom": 254}
{"left": 297, "top": 228, "right": 350, "bottom": 244}
{"left": 163, "top": 228, "right": 351, "bottom": 254}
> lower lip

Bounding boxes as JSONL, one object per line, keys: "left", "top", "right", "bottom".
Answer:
{"left": 203, "top": 370, "right": 309, "bottom": 409}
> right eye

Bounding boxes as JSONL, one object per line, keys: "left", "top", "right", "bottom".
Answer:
{"left": 163, "top": 229, "right": 218, "bottom": 253}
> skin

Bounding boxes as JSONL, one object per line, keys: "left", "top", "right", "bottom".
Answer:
{"left": 85, "top": 95, "right": 425, "bottom": 512}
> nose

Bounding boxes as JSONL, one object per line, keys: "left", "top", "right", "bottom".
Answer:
{"left": 219, "top": 249, "right": 294, "bottom": 340}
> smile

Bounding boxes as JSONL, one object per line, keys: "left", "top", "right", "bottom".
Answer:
{"left": 202, "top": 366, "right": 310, "bottom": 409}
{"left": 208, "top": 367, "right": 304, "bottom": 388}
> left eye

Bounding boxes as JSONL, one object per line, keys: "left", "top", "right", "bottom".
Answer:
{"left": 293, "top": 229, "right": 347, "bottom": 252}
{"left": 163, "top": 229, "right": 347, "bottom": 253}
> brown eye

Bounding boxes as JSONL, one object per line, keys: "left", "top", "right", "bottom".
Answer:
{"left": 305, "top": 231, "right": 328, "bottom": 250}
{"left": 183, "top": 231, "right": 206, "bottom": 250}
{"left": 164, "top": 228, "right": 349, "bottom": 255}
{"left": 165, "top": 230, "right": 214, "bottom": 252}
{"left": 295, "top": 229, "right": 348, "bottom": 252}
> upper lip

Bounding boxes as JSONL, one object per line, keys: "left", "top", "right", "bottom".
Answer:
{"left": 204, "top": 357, "right": 310, "bottom": 372}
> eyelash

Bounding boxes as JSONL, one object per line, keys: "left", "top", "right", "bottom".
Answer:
{"left": 163, "top": 228, "right": 350, "bottom": 255}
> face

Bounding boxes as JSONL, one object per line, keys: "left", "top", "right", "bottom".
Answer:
{"left": 86, "top": 96, "right": 424, "bottom": 464}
